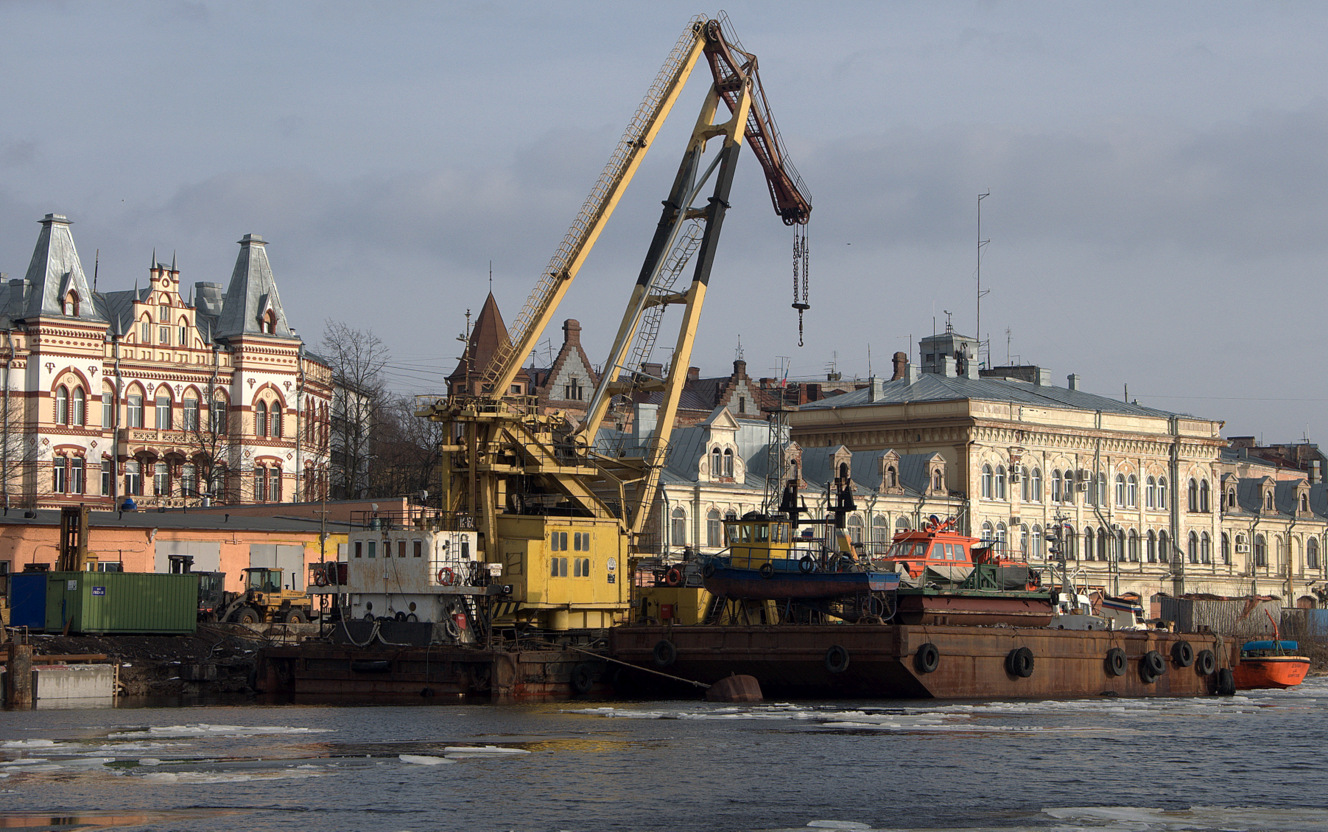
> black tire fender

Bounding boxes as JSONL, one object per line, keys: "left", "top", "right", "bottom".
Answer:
{"left": 652, "top": 639, "right": 677, "bottom": 668}
{"left": 570, "top": 662, "right": 596, "bottom": 695}
{"left": 701, "top": 562, "right": 716, "bottom": 578}
{"left": 825, "top": 644, "right": 850, "bottom": 674}
{"left": 1195, "top": 649, "right": 1217, "bottom": 676}
{"left": 1172, "top": 640, "right": 1195, "bottom": 668}
{"left": 1006, "top": 646, "right": 1035, "bottom": 678}
{"left": 1217, "top": 666, "right": 1236, "bottom": 696}
{"left": 1141, "top": 649, "right": 1166, "bottom": 682}
{"left": 915, "top": 642, "right": 940, "bottom": 674}
{"left": 799, "top": 555, "right": 816, "bottom": 574}
{"left": 759, "top": 562, "right": 774, "bottom": 579}
{"left": 1105, "top": 647, "right": 1127, "bottom": 677}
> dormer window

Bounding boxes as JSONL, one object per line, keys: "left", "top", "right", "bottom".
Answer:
{"left": 723, "top": 448, "right": 734, "bottom": 478}
{"left": 259, "top": 309, "right": 277, "bottom": 334}
{"left": 886, "top": 466, "right": 898, "bottom": 488}
{"left": 62, "top": 291, "right": 80, "bottom": 316}
{"left": 1264, "top": 491, "right": 1274, "bottom": 511}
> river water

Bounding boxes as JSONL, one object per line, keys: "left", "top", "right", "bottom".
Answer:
{"left": 2, "top": 678, "right": 1326, "bottom": 832}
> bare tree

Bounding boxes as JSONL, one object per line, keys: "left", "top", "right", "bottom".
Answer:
{"left": 322, "top": 321, "right": 388, "bottom": 499}
{"left": 180, "top": 351, "right": 234, "bottom": 505}
{"left": 370, "top": 394, "right": 448, "bottom": 501}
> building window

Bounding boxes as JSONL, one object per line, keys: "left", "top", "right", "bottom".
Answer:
{"left": 981, "top": 465, "right": 993, "bottom": 499}
{"left": 1308, "top": 538, "right": 1320, "bottom": 570}
{"left": 154, "top": 462, "right": 169, "bottom": 496}
{"left": 723, "top": 449, "right": 734, "bottom": 478}
{"left": 980, "top": 521, "right": 993, "bottom": 543}
{"left": 271, "top": 469, "right": 282, "bottom": 502}
{"left": 124, "top": 460, "right": 142, "bottom": 496}
{"left": 1051, "top": 470, "right": 1062, "bottom": 503}
{"left": 1254, "top": 534, "right": 1267, "bottom": 568}
{"left": 1084, "top": 527, "right": 1096, "bottom": 562}
{"left": 255, "top": 467, "right": 268, "bottom": 502}
{"left": 886, "top": 466, "right": 898, "bottom": 488}
{"left": 1222, "top": 533, "right": 1231, "bottom": 565}
{"left": 1301, "top": 494, "right": 1309, "bottom": 513}
{"left": 1200, "top": 532, "right": 1210, "bottom": 564}
{"left": 564, "top": 377, "right": 582, "bottom": 401}
{"left": 156, "top": 394, "right": 172, "bottom": 430}
{"left": 896, "top": 516, "right": 911, "bottom": 532}
{"left": 707, "top": 510, "right": 721, "bottom": 547}
{"left": 101, "top": 458, "right": 113, "bottom": 496}
{"left": 1158, "top": 531, "right": 1170, "bottom": 563}
{"left": 127, "top": 393, "right": 144, "bottom": 428}
{"left": 103, "top": 386, "right": 114, "bottom": 428}
{"left": 1264, "top": 491, "right": 1274, "bottom": 511}
{"left": 1063, "top": 527, "right": 1077, "bottom": 559}
{"left": 1024, "top": 467, "right": 1042, "bottom": 503}
{"left": 872, "top": 515, "right": 889, "bottom": 549}
{"left": 256, "top": 401, "right": 268, "bottom": 437}
{"left": 1146, "top": 476, "right": 1157, "bottom": 509}
{"left": 1157, "top": 477, "right": 1167, "bottom": 509}
{"left": 1030, "top": 525, "right": 1043, "bottom": 559}
{"left": 932, "top": 470, "right": 943, "bottom": 491}
{"left": 550, "top": 531, "right": 568, "bottom": 552}
{"left": 1188, "top": 531, "right": 1199, "bottom": 564}
{"left": 181, "top": 464, "right": 197, "bottom": 497}
{"left": 1147, "top": 530, "right": 1157, "bottom": 563}
{"left": 847, "top": 515, "right": 864, "bottom": 544}
{"left": 1116, "top": 474, "right": 1126, "bottom": 507}
{"left": 711, "top": 447, "right": 722, "bottom": 478}
{"left": 72, "top": 388, "right": 85, "bottom": 426}
{"left": 1199, "top": 480, "right": 1210, "bottom": 512}
{"left": 1127, "top": 475, "right": 1138, "bottom": 508}
{"left": 270, "top": 404, "right": 282, "bottom": 438}
{"left": 211, "top": 395, "right": 228, "bottom": 434}
{"left": 55, "top": 386, "right": 68, "bottom": 424}
{"left": 1128, "top": 529, "right": 1140, "bottom": 562}
{"left": 160, "top": 325, "right": 171, "bottom": 345}
{"left": 995, "top": 466, "right": 1007, "bottom": 500}
{"left": 671, "top": 507, "right": 686, "bottom": 547}
{"left": 62, "top": 290, "right": 79, "bottom": 316}
{"left": 140, "top": 320, "right": 150, "bottom": 343}
{"left": 53, "top": 458, "right": 67, "bottom": 493}
{"left": 179, "top": 324, "right": 188, "bottom": 346}
{"left": 1226, "top": 488, "right": 1237, "bottom": 510}
{"left": 182, "top": 395, "right": 199, "bottom": 431}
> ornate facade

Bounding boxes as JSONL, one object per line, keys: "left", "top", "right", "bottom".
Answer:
{"left": 0, "top": 213, "right": 332, "bottom": 510}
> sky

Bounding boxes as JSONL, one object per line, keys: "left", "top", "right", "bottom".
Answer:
{"left": 3, "top": 1, "right": 1327, "bottom": 443}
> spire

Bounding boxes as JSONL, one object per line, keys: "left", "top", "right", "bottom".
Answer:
{"left": 170, "top": 250, "right": 177, "bottom": 272}
{"left": 21, "top": 213, "right": 105, "bottom": 322}
{"left": 448, "top": 292, "right": 510, "bottom": 388}
{"left": 214, "top": 233, "right": 295, "bottom": 339}
{"left": 151, "top": 247, "right": 157, "bottom": 271}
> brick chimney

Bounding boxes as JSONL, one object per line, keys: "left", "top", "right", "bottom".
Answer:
{"left": 890, "top": 351, "right": 908, "bottom": 381}
{"left": 562, "top": 319, "right": 581, "bottom": 347}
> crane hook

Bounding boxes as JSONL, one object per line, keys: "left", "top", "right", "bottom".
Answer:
{"left": 792, "top": 225, "right": 810, "bottom": 347}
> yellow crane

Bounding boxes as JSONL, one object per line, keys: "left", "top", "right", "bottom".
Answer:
{"left": 420, "top": 14, "right": 810, "bottom": 632}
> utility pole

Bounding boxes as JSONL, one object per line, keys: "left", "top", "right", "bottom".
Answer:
{"left": 977, "top": 191, "right": 990, "bottom": 367}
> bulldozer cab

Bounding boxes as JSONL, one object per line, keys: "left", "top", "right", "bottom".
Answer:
{"left": 244, "top": 567, "right": 284, "bottom": 593}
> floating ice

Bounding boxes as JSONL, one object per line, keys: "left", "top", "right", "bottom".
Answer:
{"left": 399, "top": 754, "right": 455, "bottom": 766}
{"left": 442, "top": 745, "right": 530, "bottom": 758}
{"left": 108, "top": 724, "right": 329, "bottom": 739}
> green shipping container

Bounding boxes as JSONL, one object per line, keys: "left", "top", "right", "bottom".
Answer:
{"left": 45, "top": 572, "right": 199, "bottom": 635}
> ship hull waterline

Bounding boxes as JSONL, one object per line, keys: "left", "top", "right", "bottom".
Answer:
{"left": 610, "top": 624, "right": 1239, "bottom": 700}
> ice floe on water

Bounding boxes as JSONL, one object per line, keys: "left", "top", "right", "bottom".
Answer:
{"left": 399, "top": 754, "right": 455, "bottom": 765}
{"left": 1043, "top": 805, "right": 1328, "bottom": 831}
{"left": 107, "top": 723, "right": 331, "bottom": 739}
{"left": 0, "top": 739, "right": 62, "bottom": 750}
{"left": 137, "top": 766, "right": 330, "bottom": 785}
{"left": 441, "top": 745, "right": 530, "bottom": 759}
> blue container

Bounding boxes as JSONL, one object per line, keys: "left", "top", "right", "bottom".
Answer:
{"left": 9, "top": 573, "right": 48, "bottom": 629}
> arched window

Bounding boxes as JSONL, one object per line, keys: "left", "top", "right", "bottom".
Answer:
{"left": 1030, "top": 467, "right": 1042, "bottom": 501}
{"left": 1094, "top": 473, "right": 1107, "bottom": 507}
{"left": 1146, "top": 476, "right": 1157, "bottom": 509}
{"left": 270, "top": 403, "right": 282, "bottom": 438}
{"left": 1127, "top": 475, "right": 1138, "bottom": 507}
{"left": 1115, "top": 474, "right": 1126, "bottom": 507}
{"left": 1031, "top": 525, "right": 1043, "bottom": 559}
{"left": 1020, "top": 524, "right": 1029, "bottom": 556}
{"left": 1227, "top": 488, "right": 1237, "bottom": 510}
{"left": 62, "top": 290, "right": 79, "bottom": 316}
{"left": 155, "top": 392, "right": 172, "bottom": 430}
{"left": 995, "top": 522, "right": 1007, "bottom": 553}
{"left": 671, "top": 507, "right": 687, "bottom": 547}
{"left": 55, "top": 386, "right": 68, "bottom": 424}
{"left": 1147, "top": 530, "right": 1157, "bottom": 563}
{"left": 255, "top": 401, "right": 268, "bottom": 438}
{"left": 1128, "top": 529, "right": 1140, "bottom": 562}
{"left": 126, "top": 391, "right": 144, "bottom": 428}
{"left": 124, "top": 459, "right": 142, "bottom": 496}
{"left": 1188, "top": 478, "right": 1199, "bottom": 512}
{"left": 994, "top": 465, "right": 1007, "bottom": 500}
{"left": 981, "top": 465, "right": 993, "bottom": 499}
{"left": 1063, "top": 526, "right": 1077, "bottom": 559}
{"left": 1200, "top": 532, "right": 1211, "bottom": 564}
{"left": 1158, "top": 530, "right": 1171, "bottom": 563}
{"left": 1188, "top": 531, "right": 1199, "bottom": 564}
{"left": 103, "top": 383, "right": 115, "bottom": 428}
{"left": 1051, "top": 470, "right": 1062, "bottom": 503}
{"left": 211, "top": 393, "right": 228, "bottom": 435}
{"left": 838, "top": 462, "right": 849, "bottom": 481}
{"left": 847, "top": 515, "right": 864, "bottom": 544}
{"left": 980, "top": 521, "right": 994, "bottom": 542}
{"left": 1199, "top": 480, "right": 1210, "bottom": 513}
{"left": 71, "top": 388, "right": 85, "bottom": 426}
{"left": 706, "top": 509, "right": 721, "bottom": 547}
{"left": 1157, "top": 477, "right": 1168, "bottom": 509}
{"left": 723, "top": 448, "right": 734, "bottom": 479}
{"left": 182, "top": 392, "right": 199, "bottom": 431}
{"left": 1301, "top": 494, "right": 1309, "bottom": 513}
{"left": 932, "top": 470, "right": 943, "bottom": 491}
{"left": 1308, "top": 538, "right": 1320, "bottom": 570}
{"left": 1099, "top": 527, "right": 1109, "bottom": 561}
{"left": 1084, "top": 527, "right": 1096, "bottom": 561}
{"left": 872, "top": 515, "right": 889, "bottom": 548}
{"left": 896, "top": 516, "right": 911, "bottom": 532}
{"left": 1221, "top": 532, "right": 1231, "bottom": 565}
{"left": 1265, "top": 491, "right": 1274, "bottom": 511}
{"left": 1254, "top": 534, "right": 1267, "bottom": 568}
{"left": 711, "top": 446, "right": 722, "bottom": 477}
{"left": 259, "top": 309, "right": 277, "bottom": 334}
{"left": 886, "top": 466, "right": 898, "bottom": 488}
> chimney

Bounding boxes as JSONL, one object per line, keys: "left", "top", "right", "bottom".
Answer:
{"left": 963, "top": 358, "right": 979, "bottom": 380}
{"left": 562, "top": 319, "right": 581, "bottom": 347}
{"left": 906, "top": 362, "right": 921, "bottom": 384}
{"left": 890, "top": 351, "right": 908, "bottom": 381}
{"left": 687, "top": 366, "right": 700, "bottom": 381}
{"left": 867, "top": 377, "right": 886, "bottom": 402}
{"left": 1036, "top": 368, "right": 1051, "bottom": 386}
{"left": 642, "top": 362, "right": 663, "bottom": 379}
{"left": 733, "top": 359, "right": 746, "bottom": 377}
{"left": 634, "top": 403, "right": 658, "bottom": 443}
{"left": 1067, "top": 373, "right": 1080, "bottom": 391}
{"left": 939, "top": 355, "right": 958, "bottom": 378}
{"left": 1312, "top": 460, "right": 1322, "bottom": 485}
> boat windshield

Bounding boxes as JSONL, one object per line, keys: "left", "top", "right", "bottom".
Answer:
{"left": 888, "top": 541, "right": 928, "bottom": 559}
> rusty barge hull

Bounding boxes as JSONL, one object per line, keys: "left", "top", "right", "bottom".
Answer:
{"left": 610, "top": 625, "right": 1239, "bottom": 699}
{"left": 255, "top": 643, "right": 609, "bottom": 703}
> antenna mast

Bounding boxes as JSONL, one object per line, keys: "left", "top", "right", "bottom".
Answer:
{"left": 977, "top": 191, "right": 990, "bottom": 367}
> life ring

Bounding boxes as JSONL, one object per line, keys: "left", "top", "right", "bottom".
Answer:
{"left": 759, "top": 562, "right": 774, "bottom": 579}
{"left": 443, "top": 618, "right": 461, "bottom": 640}
{"left": 702, "top": 562, "right": 717, "bottom": 578}
{"left": 664, "top": 566, "right": 683, "bottom": 587}
{"left": 825, "top": 645, "right": 850, "bottom": 674}
{"left": 1216, "top": 667, "right": 1236, "bottom": 696}
{"left": 915, "top": 642, "right": 940, "bottom": 674}
{"left": 437, "top": 567, "right": 455, "bottom": 586}
{"left": 1006, "top": 647, "right": 1035, "bottom": 678}
{"left": 1140, "top": 650, "right": 1166, "bottom": 683}
{"left": 1105, "top": 647, "right": 1127, "bottom": 677}
{"left": 1195, "top": 649, "right": 1217, "bottom": 676}
{"left": 570, "top": 662, "right": 596, "bottom": 695}
{"left": 314, "top": 572, "right": 329, "bottom": 587}
{"left": 799, "top": 555, "right": 816, "bottom": 574}
{"left": 652, "top": 639, "right": 677, "bottom": 668}
{"left": 866, "top": 594, "right": 888, "bottom": 619}
{"left": 1027, "top": 571, "right": 1041, "bottom": 588}
{"left": 1171, "top": 641, "right": 1195, "bottom": 668}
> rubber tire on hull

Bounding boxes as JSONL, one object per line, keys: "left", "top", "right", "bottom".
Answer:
{"left": 1006, "top": 647, "right": 1035, "bottom": 678}
{"left": 1172, "top": 640, "right": 1195, "bottom": 668}
{"left": 759, "top": 563, "right": 774, "bottom": 579}
{"left": 1195, "top": 649, "right": 1217, "bottom": 676}
{"left": 799, "top": 555, "right": 816, "bottom": 574}
{"left": 825, "top": 645, "right": 850, "bottom": 674}
{"left": 1140, "top": 650, "right": 1166, "bottom": 683}
{"left": 1105, "top": 647, "right": 1127, "bottom": 677}
{"left": 653, "top": 639, "right": 677, "bottom": 668}
{"left": 915, "top": 642, "right": 940, "bottom": 674}
{"left": 570, "top": 662, "right": 596, "bottom": 695}
{"left": 1217, "top": 667, "right": 1236, "bottom": 696}
{"left": 702, "top": 562, "right": 716, "bottom": 578}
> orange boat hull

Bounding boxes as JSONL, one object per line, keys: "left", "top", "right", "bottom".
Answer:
{"left": 1232, "top": 656, "right": 1310, "bottom": 690}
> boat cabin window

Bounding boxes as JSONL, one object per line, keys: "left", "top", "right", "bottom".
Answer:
{"left": 929, "top": 544, "right": 946, "bottom": 560}
{"left": 755, "top": 525, "right": 770, "bottom": 543}
{"left": 737, "top": 524, "right": 751, "bottom": 543}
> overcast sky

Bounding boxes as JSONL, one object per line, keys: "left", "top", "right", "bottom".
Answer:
{"left": 3, "top": 1, "right": 1327, "bottom": 443}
